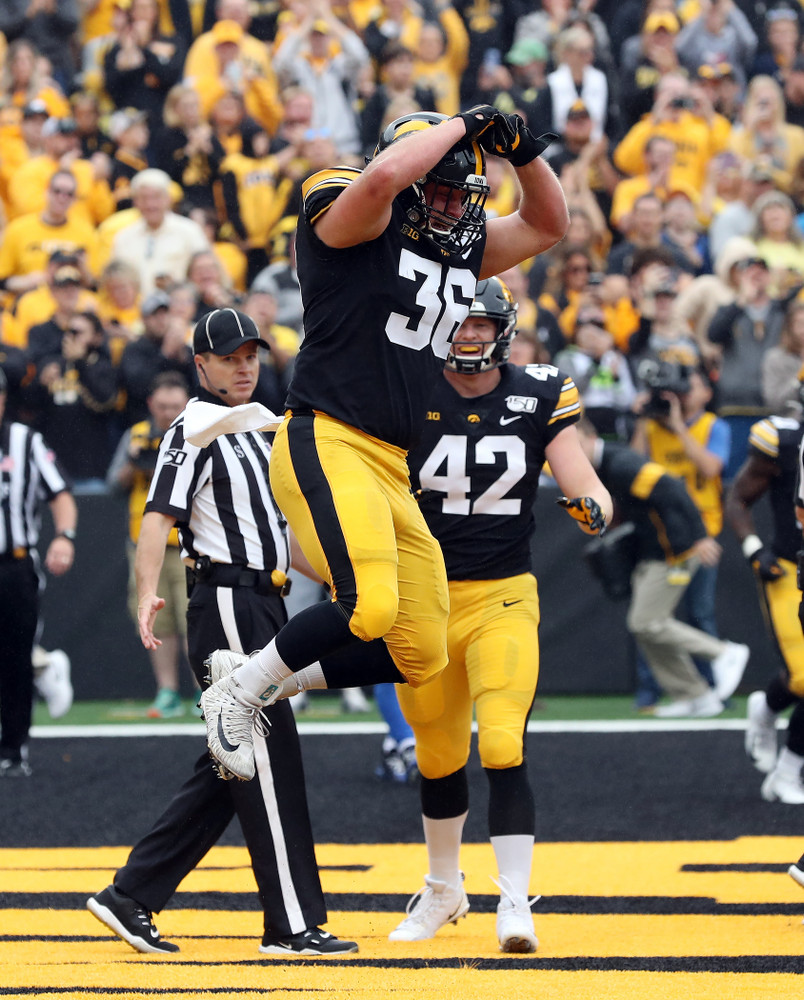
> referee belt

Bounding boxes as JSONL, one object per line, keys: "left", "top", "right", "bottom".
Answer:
{"left": 186, "top": 562, "right": 291, "bottom": 596}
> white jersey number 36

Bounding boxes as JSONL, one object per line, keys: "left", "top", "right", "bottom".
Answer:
{"left": 418, "top": 434, "right": 526, "bottom": 515}
{"left": 385, "top": 249, "right": 476, "bottom": 359}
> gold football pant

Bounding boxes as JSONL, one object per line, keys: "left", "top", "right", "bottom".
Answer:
{"left": 269, "top": 411, "right": 449, "bottom": 687}
{"left": 757, "top": 558, "right": 804, "bottom": 698}
{"left": 398, "top": 573, "right": 540, "bottom": 779}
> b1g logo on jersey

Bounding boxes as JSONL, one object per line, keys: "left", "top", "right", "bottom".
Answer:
{"left": 163, "top": 449, "right": 187, "bottom": 467}
{"left": 505, "top": 395, "right": 538, "bottom": 413}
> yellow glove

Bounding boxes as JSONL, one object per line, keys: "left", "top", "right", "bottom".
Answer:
{"left": 556, "top": 496, "right": 607, "bottom": 536}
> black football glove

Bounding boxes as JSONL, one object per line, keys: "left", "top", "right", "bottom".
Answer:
{"left": 749, "top": 545, "right": 785, "bottom": 582}
{"left": 556, "top": 496, "right": 607, "bottom": 536}
{"left": 492, "top": 114, "right": 558, "bottom": 167}
{"left": 451, "top": 105, "right": 499, "bottom": 142}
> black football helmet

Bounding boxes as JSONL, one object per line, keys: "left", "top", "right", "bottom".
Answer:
{"left": 373, "top": 112, "right": 489, "bottom": 254}
{"left": 446, "top": 276, "right": 518, "bottom": 374}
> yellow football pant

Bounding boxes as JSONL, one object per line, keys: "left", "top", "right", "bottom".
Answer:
{"left": 398, "top": 573, "right": 540, "bottom": 778}
{"left": 269, "top": 411, "right": 449, "bottom": 687}
{"left": 758, "top": 558, "right": 804, "bottom": 698}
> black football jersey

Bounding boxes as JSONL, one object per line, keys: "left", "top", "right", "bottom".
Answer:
{"left": 288, "top": 167, "right": 486, "bottom": 450}
{"left": 408, "top": 364, "right": 581, "bottom": 580}
{"left": 748, "top": 415, "right": 804, "bottom": 562}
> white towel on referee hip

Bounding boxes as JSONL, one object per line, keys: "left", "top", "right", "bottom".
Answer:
{"left": 183, "top": 400, "right": 282, "bottom": 448}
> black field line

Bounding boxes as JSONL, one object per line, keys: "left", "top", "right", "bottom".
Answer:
{"left": 0, "top": 957, "right": 802, "bottom": 978}
{"left": 4, "top": 893, "right": 803, "bottom": 916}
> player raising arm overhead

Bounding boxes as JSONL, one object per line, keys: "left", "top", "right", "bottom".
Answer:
{"left": 200, "top": 107, "right": 570, "bottom": 781}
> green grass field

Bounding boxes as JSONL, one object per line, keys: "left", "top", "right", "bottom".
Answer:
{"left": 31, "top": 693, "right": 753, "bottom": 728}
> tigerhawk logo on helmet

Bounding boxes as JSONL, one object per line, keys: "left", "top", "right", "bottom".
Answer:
{"left": 372, "top": 112, "right": 490, "bottom": 255}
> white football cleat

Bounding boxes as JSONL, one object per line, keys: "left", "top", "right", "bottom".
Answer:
{"left": 494, "top": 876, "right": 539, "bottom": 954}
{"left": 200, "top": 659, "right": 260, "bottom": 781}
{"left": 710, "top": 642, "right": 750, "bottom": 701}
{"left": 761, "top": 767, "right": 804, "bottom": 805}
{"left": 33, "top": 648, "right": 73, "bottom": 719}
{"left": 744, "top": 691, "right": 777, "bottom": 774}
{"left": 388, "top": 873, "right": 469, "bottom": 941}
{"left": 653, "top": 689, "right": 723, "bottom": 718}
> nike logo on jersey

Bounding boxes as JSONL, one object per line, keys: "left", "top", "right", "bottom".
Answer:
{"left": 500, "top": 415, "right": 522, "bottom": 426}
{"left": 217, "top": 713, "right": 240, "bottom": 753}
{"left": 502, "top": 599, "right": 523, "bottom": 607}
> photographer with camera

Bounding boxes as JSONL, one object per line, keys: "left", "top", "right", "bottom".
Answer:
{"left": 632, "top": 363, "right": 733, "bottom": 703}
{"left": 106, "top": 372, "right": 190, "bottom": 719}
{"left": 577, "top": 419, "right": 749, "bottom": 718}
{"left": 614, "top": 72, "right": 730, "bottom": 193}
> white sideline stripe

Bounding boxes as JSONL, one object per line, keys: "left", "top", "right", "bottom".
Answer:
{"left": 30, "top": 718, "right": 788, "bottom": 739}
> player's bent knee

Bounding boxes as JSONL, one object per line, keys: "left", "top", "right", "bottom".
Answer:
{"left": 351, "top": 586, "right": 399, "bottom": 640}
{"left": 478, "top": 727, "right": 524, "bottom": 771}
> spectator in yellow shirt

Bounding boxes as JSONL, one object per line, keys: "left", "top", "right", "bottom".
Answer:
{"left": 413, "top": 4, "right": 469, "bottom": 116}
{"left": 0, "top": 171, "right": 101, "bottom": 299}
{"left": 2, "top": 251, "right": 99, "bottom": 351}
{"left": 187, "top": 12, "right": 282, "bottom": 136}
{"left": 7, "top": 117, "right": 114, "bottom": 226}
{"left": 729, "top": 75, "right": 804, "bottom": 194}
{"left": 614, "top": 71, "right": 730, "bottom": 191}
{"left": 0, "top": 39, "right": 70, "bottom": 121}
{"left": 611, "top": 134, "right": 701, "bottom": 234}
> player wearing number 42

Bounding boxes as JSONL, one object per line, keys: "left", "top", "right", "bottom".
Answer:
{"left": 200, "top": 106, "right": 583, "bottom": 783}
{"left": 388, "top": 276, "right": 611, "bottom": 952}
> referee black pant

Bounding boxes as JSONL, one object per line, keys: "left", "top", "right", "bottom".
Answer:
{"left": 115, "top": 581, "right": 327, "bottom": 938}
{"left": 0, "top": 556, "right": 39, "bottom": 760}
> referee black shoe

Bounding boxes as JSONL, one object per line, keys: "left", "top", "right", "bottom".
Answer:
{"left": 259, "top": 927, "right": 358, "bottom": 956}
{"left": 87, "top": 885, "right": 179, "bottom": 954}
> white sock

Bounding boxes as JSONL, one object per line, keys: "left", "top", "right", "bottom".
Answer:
{"left": 423, "top": 812, "right": 467, "bottom": 887}
{"left": 776, "top": 747, "right": 804, "bottom": 778}
{"left": 491, "top": 834, "right": 535, "bottom": 900}
{"left": 234, "top": 639, "right": 294, "bottom": 700}
{"left": 292, "top": 661, "right": 327, "bottom": 690}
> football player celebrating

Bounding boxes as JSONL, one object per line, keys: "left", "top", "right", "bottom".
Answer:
{"left": 200, "top": 106, "right": 575, "bottom": 782}
{"left": 726, "top": 411, "right": 804, "bottom": 804}
{"left": 388, "top": 277, "right": 611, "bottom": 952}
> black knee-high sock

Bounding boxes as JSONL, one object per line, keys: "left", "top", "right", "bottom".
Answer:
{"left": 786, "top": 699, "right": 804, "bottom": 757}
{"left": 766, "top": 674, "right": 797, "bottom": 714}
{"left": 485, "top": 762, "right": 535, "bottom": 838}
{"left": 420, "top": 769, "right": 469, "bottom": 820}
{"left": 320, "top": 638, "right": 405, "bottom": 688}
{"left": 274, "top": 600, "right": 358, "bottom": 671}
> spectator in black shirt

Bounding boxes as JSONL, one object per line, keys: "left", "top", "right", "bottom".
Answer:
{"left": 118, "top": 291, "right": 196, "bottom": 427}
{"left": 34, "top": 311, "right": 118, "bottom": 486}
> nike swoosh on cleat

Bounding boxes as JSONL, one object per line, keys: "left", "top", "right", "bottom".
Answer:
{"left": 217, "top": 713, "right": 240, "bottom": 753}
{"left": 502, "top": 599, "right": 523, "bottom": 607}
{"left": 500, "top": 415, "right": 522, "bottom": 425}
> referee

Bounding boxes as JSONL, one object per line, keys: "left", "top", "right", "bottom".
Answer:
{"left": 87, "top": 308, "right": 356, "bottom": 956}
{"left": 0, "top": 367, "right": 77, "bottom": 777}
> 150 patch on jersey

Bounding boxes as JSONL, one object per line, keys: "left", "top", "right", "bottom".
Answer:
{"left": 163, "top": 449, "right": 187, "bottom": 467}
{"left": 505, "top": 395, "right": 538, "bottom": 413}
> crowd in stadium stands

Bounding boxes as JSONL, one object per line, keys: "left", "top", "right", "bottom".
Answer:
{"left": 2, "top": 3, "right": 804, "bottom": 534}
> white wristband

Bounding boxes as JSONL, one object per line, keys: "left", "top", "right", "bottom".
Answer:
{"left": 742, "top": 534, "right": 763, "bottom": 559}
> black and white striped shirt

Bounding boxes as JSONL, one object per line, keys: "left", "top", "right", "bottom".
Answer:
{"left": 0, "top": 421, "right": 70, "bottom": 555}
{"left": 145, "top": 397, "right": 289, "bottom": 572}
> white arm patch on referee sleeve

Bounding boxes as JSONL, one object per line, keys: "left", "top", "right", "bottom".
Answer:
{"left": 183, "top": 401, "right": 282, "bottom": 448}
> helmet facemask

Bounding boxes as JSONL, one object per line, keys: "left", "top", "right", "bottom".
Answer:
{"left": 372, "top": 112, "right": 490, "bottom": 254}
{"left": 410, "top": 143, "right": 489, "bottom": 254}
{"left": 446, "top": 277, "right": 518, "bottom": 374}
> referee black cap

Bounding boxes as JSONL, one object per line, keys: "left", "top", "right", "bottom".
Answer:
{"left": 193, "top": 308, "right": 270, "bottom": 356}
